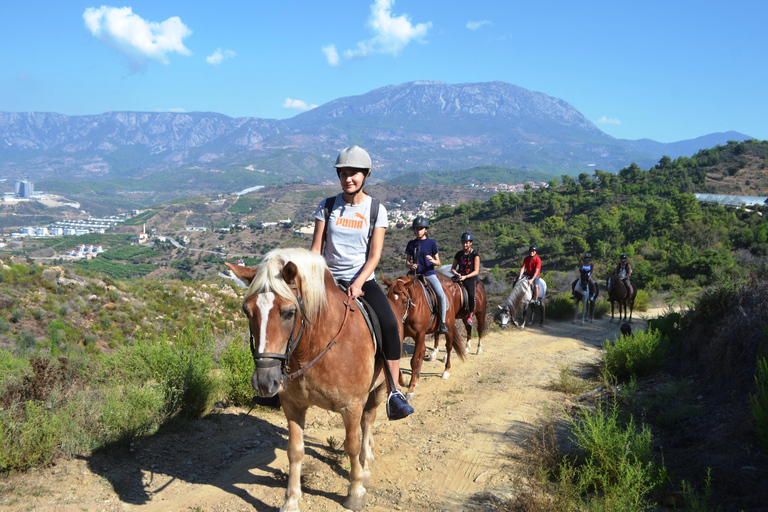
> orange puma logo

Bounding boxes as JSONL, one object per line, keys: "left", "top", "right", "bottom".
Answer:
{"left": 354, "top": 212, "right": 368, "bottom": 226}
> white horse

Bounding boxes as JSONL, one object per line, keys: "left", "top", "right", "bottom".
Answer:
{"left": 499, "top": 277, "right": 547, "bottom": 330}
{"left": 572, "top": 268, "right": 599, "bottom": 325}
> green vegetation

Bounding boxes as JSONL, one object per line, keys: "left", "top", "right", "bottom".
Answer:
{"left": 388, "top": 165, "right": 555, "bottom": 186}
{"left": 751, "top": 355, "right": 768, "bottom": 449}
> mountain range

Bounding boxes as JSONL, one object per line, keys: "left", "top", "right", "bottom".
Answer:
{"left": 0, "top": 81, "right": 752, "bottom": 186}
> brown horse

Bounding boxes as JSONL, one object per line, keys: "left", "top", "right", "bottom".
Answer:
{"left": 382, "top": 271, "right": 471, "bottom": 400}
{"left": 226, "top": 248, "right": 403, "bottom": 512}
{"left": 607, "top": 272, "right": 637, "bottom": 323}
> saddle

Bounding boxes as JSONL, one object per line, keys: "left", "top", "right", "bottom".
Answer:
{"left": 573, "top": 278, "right": 598, "bottom": 300}
{"left": 451, "top": 275, "right": 471, "bottom": 316}
{"left": 335, "top": 282, "right": 380, "bottom": 353}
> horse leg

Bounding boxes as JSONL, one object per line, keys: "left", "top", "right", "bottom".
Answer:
{"left": 406, "top": 332, "right": 426, "bottom": 401}
{"left": 280, "top": 404, "right": 307, "bottom": 512}
{"left": 442, "top": 326, "right": 453, "bottom": 379}
{"left": 359, "top": 388, "right": 384, "bottom": 485}
{"left": 341, "top": 403, "right": 367, "bottom": 511}
{"left": 463, "top": 319, "right": 472, "bottom": 354}
{"left": 582, "top": 296, "right": 587, "bottom": 325}
{"left": 573, "top": 297, "right": 580, "bottom": 323}
{"left": 539, "top": 302, "right": 545, "bottom": 326}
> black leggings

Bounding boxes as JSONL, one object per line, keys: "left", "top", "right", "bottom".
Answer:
{"left": 463, "top": 276, "right": 477, "bottom": 312}
{"left": 361, "top": 280, "right": 401, "bottom": 360}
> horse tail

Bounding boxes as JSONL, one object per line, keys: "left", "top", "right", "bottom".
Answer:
{"left": 451, "top": 325, "right": 467, "bottom": 362}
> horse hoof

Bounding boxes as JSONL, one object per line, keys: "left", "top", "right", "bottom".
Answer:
{"left": 477, "top": 348, "right": 483, "bottom": 356}
{"left": 441, "top": 371, "right": 450, "bottom": 379}
{"left": 406, "top": 392, "right": 415, "bottom": 401}
{"left": 343, "top": 491, "right": 366, "bottom": 511}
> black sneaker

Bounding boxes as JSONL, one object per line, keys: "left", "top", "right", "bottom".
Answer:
{"left": 386, "top": 391, "right": 414, "bottom": 420}
{"left": 438, "top": 323, "right": 449, "bottom": 334}
{"left": 252, "top": 395, "right": 281, "bottom": 410}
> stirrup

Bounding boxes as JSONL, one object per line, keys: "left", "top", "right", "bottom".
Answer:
{"left": 386, "top": 391, "right": 414, "bottom": 420}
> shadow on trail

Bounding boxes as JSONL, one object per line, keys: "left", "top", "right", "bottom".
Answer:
{"left": 83, "top": 406, "right": 353, "bottom": 511}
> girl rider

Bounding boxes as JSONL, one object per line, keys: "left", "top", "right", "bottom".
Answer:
{"left": 310, "top": 145, "right": 413, "bottom": 421}
{"left": 406, "top": 216, "right": 450, "bottom": 334}
{"left": 451, "top": 232, "right": 480, "bottom": 325}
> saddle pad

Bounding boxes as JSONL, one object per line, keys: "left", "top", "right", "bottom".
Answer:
{"left": 335, "top": 281, "right": 380, "bottom": 353}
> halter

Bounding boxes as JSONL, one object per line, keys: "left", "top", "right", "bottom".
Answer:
{"left": 248, "top": 282, "right": 353, "bottom": 381}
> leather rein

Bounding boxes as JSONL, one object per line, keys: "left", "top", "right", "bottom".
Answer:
{"left": 249, "top": 283, "right": 353, "bottom": 381}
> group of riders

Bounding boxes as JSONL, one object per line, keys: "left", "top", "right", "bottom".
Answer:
{"left": 261, "top": 144, "right": 635, "bottom": 421}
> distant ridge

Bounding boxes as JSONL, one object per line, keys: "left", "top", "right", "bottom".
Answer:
{"left": 0, "top": 81, "right": 754, "bottom": 186}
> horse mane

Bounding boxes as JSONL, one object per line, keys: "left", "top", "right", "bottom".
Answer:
{"left": 245, "top": 248, "right": 328, "bottom": 321}
{"left": 505, "top": 279, "right": 529, "bottom": 310}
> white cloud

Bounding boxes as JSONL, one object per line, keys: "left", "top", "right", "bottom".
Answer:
{"left": 155, "top": 107, "right": 186, "bottom": 113}
{"left": 83, "top": 6, "right": 192, "bottom": 70}
{"left": 466, "top": 20, "right": 492, "bottom": 31}
{"left": 596, "top": 116, "right": 622, "bottom": 125}
{"left": 322, "top": 44, "right": 340, "bottom": 66}
{"left": 206, "top": 48, "right": 236, "bottom": 66}
{"left": 282, "top": 98, "right": 318, "bottom": 111}
{"left": 335, "top": 0, "right": 431, "bottom": 63}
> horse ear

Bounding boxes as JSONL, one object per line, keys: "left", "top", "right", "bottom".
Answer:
{"left": 282, "top": 261, "right": 299, "bottom": 284}
{"left": 225, "top": 261, "right": 257, "bottom": 284}
{"left": 382, "top": 275, "right": 392, "bottom": 287}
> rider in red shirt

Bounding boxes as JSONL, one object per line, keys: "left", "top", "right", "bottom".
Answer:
{"left": 517, "top": 245, "right": 542, "bottom": 303}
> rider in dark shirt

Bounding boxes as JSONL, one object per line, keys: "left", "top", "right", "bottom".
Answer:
{"left": 451, "top": 232, "right": 480, "bottom": 325}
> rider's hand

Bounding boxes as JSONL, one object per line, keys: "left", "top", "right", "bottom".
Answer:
{"left": 347, "top": 283, "right": 364, "bottom": 300}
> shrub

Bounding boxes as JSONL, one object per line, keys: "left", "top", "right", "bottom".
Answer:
{"left": 219, "top": 339, "right": 255, "bottom": 406}
{"left": 547, "top": 292, "right": 575, "bottom": 320}
{"left": 0, "top": 401, "right": 62, "bottom": 473}
{"left": 594, "top": 298, "right": 610, "bottom": 319}
{"left": 10, "top": 309, "right": 23, "bottom": 323}
{"left": 750, "top": 355, "right": 768, "bottom": 449}
{"left": 603, "top": 329, "right": 668, "bottom": 380}
{"left": 568, "top": 403, "right": 662, "bottom": 509}
{"left": 0, "top": 319, "right": 9, "bottom": 334}
{"left": 97, "top": 383, "right": 166, "bottom": 444}
{"left": 634, "top": 289, "right": 650, "bottom": 312}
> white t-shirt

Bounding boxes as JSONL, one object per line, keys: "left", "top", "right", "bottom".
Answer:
{"left": 313, "top": 194, "right": 388, "bottom": 282}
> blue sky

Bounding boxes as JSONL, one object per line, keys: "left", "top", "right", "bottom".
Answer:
{"left": 1, "top": 0, "right": 766, "bottom": 143}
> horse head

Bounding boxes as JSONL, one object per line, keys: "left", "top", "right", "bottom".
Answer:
{"left": 227, "top": 249, "right": 328, "bottom": 399}
{"left": 385, "top": 275, "right": 416, "bottom": 322}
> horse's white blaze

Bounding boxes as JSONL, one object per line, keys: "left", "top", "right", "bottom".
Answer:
{"left": 256, "top": 292, "right": 275, "bottom": 354}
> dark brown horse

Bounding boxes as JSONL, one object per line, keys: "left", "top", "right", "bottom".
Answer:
{"left": 226, "top": 248, "right": 404, "bottom": 512}
{"left": 572, "top": 268, "right": 599, "bottom": 324}
{"left": 382, "top": 270, "right": 470, "bottom": 400}
{"left": 607, "top": 272, "right": 637, "bottom": 323}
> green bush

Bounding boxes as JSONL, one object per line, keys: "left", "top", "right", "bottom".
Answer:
{"left": 547, "top": 292, "right": 576, "bottom": 320}
{"left": 594, "top": 298, "right": 610, "bottom": 319}
{"left": 568, "top": 403, "right": 662, "bottom": 509}
{"left": 0, "top": 401, "right": 62, "bottom": 473}
{"left": 634, "top": 289, "right": 650, "bottom": 312}
{"left": 220, "top": 339, "right": 256, "bottom": 406}
{"left": 750, "top": 355, "right": 768, "bottom": 449}
{"left": 97, "top": 383, "right": 166, "bottom": 444}
{"left": 603, "top": 329, "right": 668, "bottom": 380}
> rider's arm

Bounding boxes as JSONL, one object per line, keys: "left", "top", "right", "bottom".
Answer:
{"left": 428, "top": 252, "right": 441, "bottom": 267}
{"left": 451, "top": 257, "right": 459, "bottom": 274}
{"left": 309, "top": 219, "right": 325, "bottom": 254}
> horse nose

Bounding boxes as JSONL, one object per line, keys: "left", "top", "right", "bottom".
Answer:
{"left": 252, "top": 367, "right": 284, "bottom": 397}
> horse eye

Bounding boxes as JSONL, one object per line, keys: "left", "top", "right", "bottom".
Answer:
{"left": 282, "top": 309, "right": 296, "bottom": 320}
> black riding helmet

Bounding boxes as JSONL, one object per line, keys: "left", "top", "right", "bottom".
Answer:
{"left": 620, "top": 254, "right": 627, "bottom": 259}
{"left": 460, "top": 232, "right": 474, "bottom": 242}
{"left": 584, "top": 252, "right": 591, "bottom": 259}
{"left": 529, "top": 245, "right": 537, "bottom": 252}
{"left": 412, "top": 216, "right": 429, "bottom": 229}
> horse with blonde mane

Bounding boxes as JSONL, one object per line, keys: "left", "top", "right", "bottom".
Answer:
{"left": 226, "top": 248, "right": 403, "bottom": 512}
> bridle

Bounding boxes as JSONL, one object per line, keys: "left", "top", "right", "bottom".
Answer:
{"left": 393, "top": 278, "right": 414, "bottom": 322}
{"left": 248, "top": 282, "right": 353, "bottom": 381}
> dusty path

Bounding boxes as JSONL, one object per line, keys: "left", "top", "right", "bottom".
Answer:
{"left": 1, "top": 313, "right": 652, "bottom": 512}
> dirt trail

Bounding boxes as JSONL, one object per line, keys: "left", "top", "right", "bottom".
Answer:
{"left": 1, "top": 313, "right": 653, "bottom": 512}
